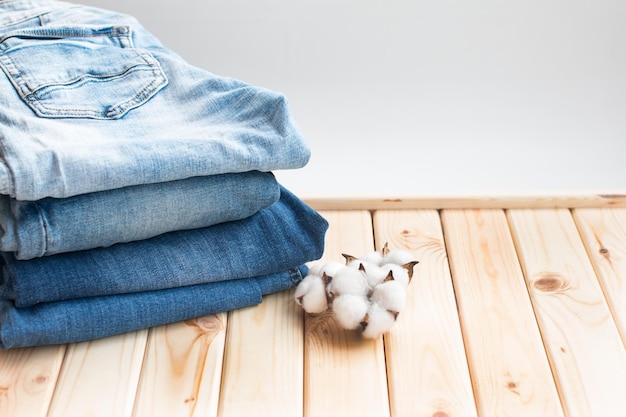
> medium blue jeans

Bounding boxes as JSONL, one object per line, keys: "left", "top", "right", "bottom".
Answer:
{"left": 0, "top": 0, "right": 310, "bottom": 200}
{"left": 0, "top": 186, "right": 328, "bottom": 307}
{"left": 0, "top": 171, "right": 279, "bottom": 260}
{"left": 0, "top": 265, "right": 307, "bottom": 349}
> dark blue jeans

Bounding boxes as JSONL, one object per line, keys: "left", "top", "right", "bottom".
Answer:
{"left": 0, "top": 265, "right": 307, "bottom": 349}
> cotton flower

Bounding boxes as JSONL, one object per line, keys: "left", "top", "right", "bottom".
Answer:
{"left": 357, "top": 250, "right": 384, "bottom": 266}
{"left": 321, "top": 261, "right": 347, "bottom": 278}
{"left": 308, "top": 261, "right": 344, "bottom": 278}
{"left": 382, "top": 249, "right": 419, "bottom": 282}
{"left": 333, "top": 294, "right": 370, "bottom": 330}
{"left": 370, "top": 274, "right": 406, "bottom": 316}
{"left": 379, "top": 263, "right": 410, "bottom": 287}
{"left": 326, "top": 266, "right": 368, "bottom": 298}
{"left": 381, "top": 248, "right": 415, "bottom": 266}
{"left": 294, "top": 274, "right": 328, "bottom": 314}
{"left": 358, "top": 262, "right": 389, "bottom": 292}
{"left": 296, "top": 244, "right": 419, "bottom": 339}
{"left": 294, "top": 273, "right": 316, "bottom": 302}
{"left": 361, "top": 302, "right": 397, "bottom": 339}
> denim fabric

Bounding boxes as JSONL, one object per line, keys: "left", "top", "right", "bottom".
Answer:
{"left": 0, "top": 265, "right": 307, "bottom": 349}
{"left": 0, "top": 186, "right": 328, "bottom": 307}
{"left": 0, "top": 0, "right": 310, "bottom": 200}
{"left": 0, "top": 171, "right": 279, "bottom": 260}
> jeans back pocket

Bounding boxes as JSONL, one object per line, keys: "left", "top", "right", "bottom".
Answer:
{"left": 0, "top": 25, "right": 168, "bottom": 119}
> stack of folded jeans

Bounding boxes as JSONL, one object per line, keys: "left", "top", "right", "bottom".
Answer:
{"left": 0, "top": 0, "right": 328, "bottom": 349}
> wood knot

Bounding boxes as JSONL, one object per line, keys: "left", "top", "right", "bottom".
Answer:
{"left": 599, "top": 247, "right": 612, "bottom": 263}
{"left": 187, "top": 315, "right": 224, "bottom": 333}
{"left": 432, "top": 412, "right": 450, "bottom": 417}
{"left": 32, "top": 374, "right": 49, "bottom": 385}
{"left": 506, "top": 380, "right": 521, "bottom": 395}
{"left": 533, "top": 273, "right": 567, "bottom": 292}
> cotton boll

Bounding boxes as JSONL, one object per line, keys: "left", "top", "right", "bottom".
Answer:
{"left": 318, "top": 261, "right": 346, "bottom": 278}
{"left": 327, "top": 266, "right": 368, "bottom": 298}
{"left": 295, "top": 275, "right": 328, "bottom": 314}
{"left": 346, "top": 259, "right": 378, "bottom": 278}
{"left": 360, "top": 263, "right": 389, "bottom": 291}
{"left": 307, "top": 264, "right": 324, "bottom": 277}
{"left": 381, "top": 249, "right": 419, "bottom": 281}
{"left": 381, "top": 248, "right": 415, "bottom": 266}
{"left": 358, "top": 250, "right": 384, "bottom": 266}
{"left": 343, "top": 261, "right": 387, "bottom": 293}
{"left": 370, "top": 279, "right": 407, "bottom": 315}
{"left": 294, "top": 273, "right": 318, "bottom": 303}
{"left": 332, "top": 294, "right": 370, "bottom": 330}
{"left": 379, "top": 263, "right": 410, "bottom": 287}
{"left": 361, "top": 302, "right": 396, "bottom": 339}
{"left": 345, "top": 258, "right": 369, "bottom": 270}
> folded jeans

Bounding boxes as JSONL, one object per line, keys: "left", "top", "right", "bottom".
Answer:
{"left": 0, "top": 186, "right": 328, "bottom": 307}
{"left": 0, "top": 0, "right": 309, "bottom": 200}
{"left": 0, "top": 171, "right": 280, "bottom": 259}
{"left": 0, "top": 265, "right": 307, "bottom": 349}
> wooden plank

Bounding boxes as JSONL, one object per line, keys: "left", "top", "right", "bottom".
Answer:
{"left": 0, "top": 345, "right": 65, "bottom": 417}
{"left": 441, "top": 209, "right": 565, "bottom": 417}
{"left": 373, "top": 210, "right": 478, "bottom": 417}
{"left": 305, "top": 194, "right": 626, "bottom": 211}
{"left": 218, "top": 290, "right": 303, "bottom": 417}
{"left": 132, "top": 315, "right": 226, "bottom": 417}
{"left": 47, "top": 330, "right": 148, "bottom": 417}
{"left": 303, "top": 210, "right": 390, "bottom": 417}
{"left": 573, "top": 208, "right": 626, "bottom": 347}
{"left": 507, "top": 209, "right": 626, "bottom": 417}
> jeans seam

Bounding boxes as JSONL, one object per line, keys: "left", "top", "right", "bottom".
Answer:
{"left": 31, "top": 201, "right": 48, "bottom": 257}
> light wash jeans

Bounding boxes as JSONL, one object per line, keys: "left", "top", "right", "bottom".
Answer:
{"left": 0, "top": 171, "right": 280, "bottom": 260}
{"left": 0, "top": 0, "right": 310, "bottom": 200}
{"left": 0, "top": 265, "right": 307, "bottom": 349}
{"left": 0, "top": 186, "right": 328, "bottom": 307}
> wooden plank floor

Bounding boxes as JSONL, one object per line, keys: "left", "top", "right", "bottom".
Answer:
{"left": 1, "top": 206, "right": 626, "bottom": 417}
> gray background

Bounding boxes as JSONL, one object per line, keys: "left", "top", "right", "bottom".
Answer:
{"left": 80, "top": 0, "right": 625, "bottom": 198}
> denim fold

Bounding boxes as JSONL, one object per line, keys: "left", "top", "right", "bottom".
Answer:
{"left": 0, "top": 265, "right": 307, "bottom": 349}
{"left": 0, "top": 0, "right": 310, "bottom": 200}
{"left": 0, "top": 0, "right": 328, "bottom": 350}
{"left": 0, "top": 186, "right": 328, "bottom": 307}
{"left": 0, "top": 171, "right": 280, "bottom": 260}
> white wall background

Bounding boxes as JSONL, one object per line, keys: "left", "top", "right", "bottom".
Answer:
{"left": 80, "top": 0, "right": 625, "bottom": 198}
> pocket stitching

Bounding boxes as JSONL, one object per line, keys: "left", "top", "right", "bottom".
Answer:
{"left": 27, "top": 51, "right": 168, "bottom": 118}
{"left": 0, "top": 26, "right": 168, "bottom": 119}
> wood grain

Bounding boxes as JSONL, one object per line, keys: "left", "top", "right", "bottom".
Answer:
{"left": 0, "top": 345, "right": 65, "bottom": 417}
{"left": 441, "top": 209, "right": 565, "bottom": 417}
{"left": 303, "top": 210, "right": 390, "bottom": 417}
{"left": 373, "top": 210, "right": 478, "bottom": 417}
{"left": 305, "top": 194, "right": 626, "bottom": 211}
{"left": 132, "top": 314, "right": 226, "bottom": 417}
{"left": 508, "top": 209, "right": 626, "bottom": 417}
{"left": 573, "top": 208, "right": 626, "bottom": 347}
{"left": 218, "top": 290, "right": 303, "bottom": 417}
{"left": 2, "top": 202, "right": 626, "bottom": 417}
{"left": 47, "top": 330, "right": 148, "bottom": 417}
